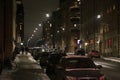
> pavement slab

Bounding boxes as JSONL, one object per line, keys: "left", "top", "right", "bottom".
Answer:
{"left": 0, "top": 53, "right": 50, "bottom": 80}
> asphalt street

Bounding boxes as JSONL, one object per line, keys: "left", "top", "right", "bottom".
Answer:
{"left": 93, "top": 58, "right": 120, "bottom": 80}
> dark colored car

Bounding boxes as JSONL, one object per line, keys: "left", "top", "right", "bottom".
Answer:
{"left": 46, "top": 53, "right": 62, "bottom": 70}
{"left": 88, "top": 50, "right": 101, "bottom": 58}
{"left": 46, "top": 53, "right": 62, "bottom": 79}
{"left": 38, "top": 52, "right": 50, "bottom": 68}
{"left": 75, "top": 48, "right": 85, "bottom": 55}
{"left": 47, "top": 55, "right": 106, "bottom": 80}
{"left": 48, "top": 53, "right": 62, "bottom": 64}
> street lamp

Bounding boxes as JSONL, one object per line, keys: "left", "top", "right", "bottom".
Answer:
{"left": 74, "top": 24, "right": 77, "bottom": 27}
{"left": 35, "top": 28, "right": 38, "bottom": 31}
{"left": 20, "top": 42, "right": 23, "bottom": 46}
{"left": 39, "top": 23, "right": 42, "bottom": 27}
{"left": 32, "top": 34, "right": 34, "bottom": 37}
{"left": 27, "top": 39, "right": 30, "bottom": 47}
{"left": 46, "top": 13, "right": 50, "bottom": 18}
{"left": 34, "top": 30, "right": 36, "bottom": 33}
{"left": 93, "top": 14, "right": 101, "bottom": 50}
{"left": 50, "top": 23, "right": 52, "bottom": 27}
{"left": 85, "top": 42, "right": 88, "bottom": 53}
{"left": 97, "top": 14, "right": 101, "bottom": 19}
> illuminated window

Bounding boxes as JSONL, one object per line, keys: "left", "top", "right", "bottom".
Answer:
{"left": 108, "top": 39, "right": 112, "bottom": 48}
{"left": 20, "top": 24, "right": 22, "bottom": 30}
{"left": 107, "top": 8, "right": 109, "bottom": 13}
{"left": 90, "top": 40, "right": 94, "bottom": 44}
{"left": 113, "top": 5, "right": 115, "bottom": 10}
{"left": 78, "top": 2, "right": 81, "bottom": 5}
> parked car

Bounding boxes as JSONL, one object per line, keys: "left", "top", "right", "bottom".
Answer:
{"left": 46, "top": 53, "right": 63, "bottom": 80}
{"left": 46, "top": 54, "right": 106, "bottom": 80}
{"left": 38, "top": 52, "right": 50, "bottom": 68}
{"left": 88, "top": 50, "right": 101, "bottom": 58}
{"left": 48, "top": 53, "right": 62, "bottom": 65}
{"left": 29, "top": 47, "right": 47, "bottom": 60}
{"left": 75, "top": 48, "right": 85, "bottom": 55}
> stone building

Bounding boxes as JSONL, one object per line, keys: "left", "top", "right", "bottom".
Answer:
{"left": 0, "top": 0, "right": 24, "bottom": 66}
{"left": 81, "top": 0, "right": 120, "bottom": 57}
{"left": 43, "top": 0, "right": 120, "bottom": 57}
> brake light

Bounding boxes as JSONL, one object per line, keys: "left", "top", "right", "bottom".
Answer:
{"left": 99, "top": 76, "right": 106, "bottom": 80}
{"left": 66, "top": 76, "right": 77, "bottom": 80}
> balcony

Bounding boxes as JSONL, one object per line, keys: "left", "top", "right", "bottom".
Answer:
{"left": 69, "top": 1, "right": 80, "bottom": 12}
{"left": 70, "top": 6, "right": 80, "bottom": 13}
{"left": 70, "top": 27, "right": 80, "bottom": 33}
{"left": 70, "top": 16, "right": 80, "bottom": 23}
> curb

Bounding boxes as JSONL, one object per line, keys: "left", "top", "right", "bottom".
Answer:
{"left": 101, "top": 57, "right": 120, "bottom": 63}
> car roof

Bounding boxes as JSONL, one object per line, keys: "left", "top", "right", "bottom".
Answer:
{"left": 63, "top": 54, "right": 88, "bottom": 59}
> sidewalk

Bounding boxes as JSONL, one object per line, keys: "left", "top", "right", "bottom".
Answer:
{"left": 0, "top": 69, "right": 12, "bottom": 80}
{"left": 102, "top": 56, "right": 120, "bottom": 63}
{"left": 0, "top": 52, "right": 50, "bottom": 80}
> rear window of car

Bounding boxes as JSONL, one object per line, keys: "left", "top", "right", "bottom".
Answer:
{"left": 65, "top": 58, "right": 96, "bottom": 68}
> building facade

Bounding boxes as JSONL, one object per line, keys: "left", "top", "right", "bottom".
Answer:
{"left": 81, "top": 0, "right": 120, "bottom": 57}
{"left": 59, "top": 0, "right": 81, "bottom": 52}
{"left": 43, "top": 0, "right": 120, "bottom": 57}
{"left": 16, "top": 0, "right": 24, "bottom": 47}
{"left": 0, "top": 0, "right": 24, "bottom": 66}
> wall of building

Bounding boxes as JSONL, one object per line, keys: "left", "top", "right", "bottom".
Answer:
{"left": 81, "top": 0, "right": 120, "bottom": 57}
{"left": 43, "top": 0, "right": 120, "bottom": 56}
{"left": 0, "top": 0, "right": 24, "bottom": 64}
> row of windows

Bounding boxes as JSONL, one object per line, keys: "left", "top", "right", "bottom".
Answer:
{"left": 104, "top": 38, "right": 118, "bottom": 49}
{"left": 106, "top": 5, "right": 116, "bottom": 14}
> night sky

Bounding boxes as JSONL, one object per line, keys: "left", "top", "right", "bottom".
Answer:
{"left": 23, "top": 0, "right": 59, "bottom": 44}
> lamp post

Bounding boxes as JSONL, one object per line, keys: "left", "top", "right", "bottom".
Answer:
{"left": 96, "top": 14, "right": 101, "bottom": 52}
{"left": 85, "top": 42, "right": 88, "bottom": 53}
{"left": 27, "top": 39, "right": 30, "bottom": 47}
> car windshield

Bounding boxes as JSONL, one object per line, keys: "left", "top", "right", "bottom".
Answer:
{"left": 65, "top": 58, "right": 96, "bottom": 69}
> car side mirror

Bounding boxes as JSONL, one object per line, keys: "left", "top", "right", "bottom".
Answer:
{"left": 96, "top": 65, "right": 102, "bottom": 69}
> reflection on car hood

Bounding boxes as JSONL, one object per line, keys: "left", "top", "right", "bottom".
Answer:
{"left": 66, "top": 68, "right": 102, "bottom": 77}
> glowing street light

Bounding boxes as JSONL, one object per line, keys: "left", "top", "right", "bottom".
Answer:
{"left": 74, "top": 24, "right": 77, "bottom": 27}
{"left": 35, "top": 28, "right": 38, "bottom": 30}
{"left": 62, "top": 27, "right": 65, "bottom": 31}
{"left": 20, "top": 42, "right": 23, "bottom": 46}
{"left": 32, "top": 34, "right": 34, "bottom": 37}
{"left": 85, "top": 42, "right": 88, "bottom": 46}
{"left": 50, "top": 23, "right": 52, "bottom": 27}
{"left": 57, "top": 30, "right": 60, "bottom": 33}
{"left": 46, "top": 13, "right": 50, "bottom": 18}
{"left": 34, "top": 30, "right": 36, "bottom": 33}
{"left": 39, "top": 23, "right": 41, "bottom": 27}
{"left": 97, "top": 14, "right": 101, "bottom": 19}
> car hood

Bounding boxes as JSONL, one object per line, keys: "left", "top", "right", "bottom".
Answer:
{"left": 65, "top": 68, "right": 102, "bottom": 77}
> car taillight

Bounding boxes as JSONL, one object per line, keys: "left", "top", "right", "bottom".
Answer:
{"left": 66, "top": 76, "right": 77, "bottom": 80}
{"left": 99, "top": 76, "right": 106, "bottom": 80}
